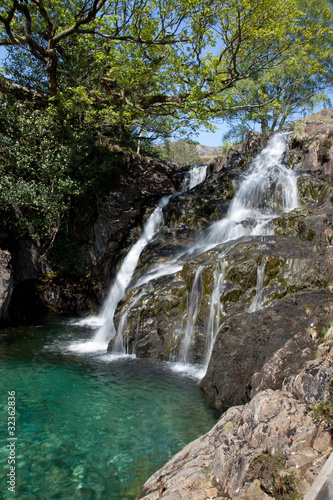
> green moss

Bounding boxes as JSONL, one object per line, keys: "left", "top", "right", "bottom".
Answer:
{"left": 166, "top": 333, "right": 180, "bottom": 358}
{"left": 222, "top": 288, "right": 243, "bottom": 303}
{"left": 223, "top": 421, "right": 234, "bottom": 432}
{"left": 264, "top": 256, "right": 283, "bottom": 284}
{"left": 312, "top": 376, "right": 333, "bottom": 425}
{"left": 201, "top": 266, "right": 215, "bottom": 296}
{"left": 181, "top": 262, "right": 196, "bottom": 290}
{"left": 251, "top": 450, "right": 299, "bottom": 500}
{"left": 312, "top": 397, "right": 333, "bottom": 425}
{"left": 226, "top": 261, "right": 257, "bottom": 289}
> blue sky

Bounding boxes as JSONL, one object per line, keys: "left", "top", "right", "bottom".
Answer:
{"left": 194, "top": 123, "right": 228, "bottom": 146}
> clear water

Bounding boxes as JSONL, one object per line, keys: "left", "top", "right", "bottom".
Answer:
{"left": 0, "top": 320, "right": 217, "bottom": 499}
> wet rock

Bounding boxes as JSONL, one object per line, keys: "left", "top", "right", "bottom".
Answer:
{"left": 200, "top": 290, "right": 333, "bottom": 409}
{"left": 38, "top": 276, "right": 101, "bottom": 315}
{"left": 86, "top": 154, "right": 177, "bottom": 284}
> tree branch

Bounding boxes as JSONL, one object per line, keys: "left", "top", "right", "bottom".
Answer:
{"left": 0, "top": 74, "right": 48, "bottom": 106}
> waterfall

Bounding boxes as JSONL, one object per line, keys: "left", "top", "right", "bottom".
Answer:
{"left": 94, "top": 196, "right": 171, "bottom": 346}
{"left": 193, "top": 133, "right": 298, "bottom": 253}
{"left": 139, "top": 133, "right": 297, "bottom": 287}
{"left": 183, "top": 165, "right": 207, "bottom": 190}
{"left": 178, "top": 265, "right": 203, "bottom": 364}
{"left": 111, "top": 290, "right": 146, "bottom": 354}
{"left": 170, "top": 132, "right": 298, "bottom": 372}
{"left": 70, "top": 196, "right": 171, "bottom": 353}
{"left": 248, "top": 257, "right": 266, "bottom": 313}
{"left": 204, "top": 261, "right": 226, "bottom": 369}
{"left": 72, "top": 133, "right": 298, "bottom": 367}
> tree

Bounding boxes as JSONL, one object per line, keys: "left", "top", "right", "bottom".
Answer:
{"left": 0, "top": 0, "right": 332, "bottom": 256}
{"left": 1, "top": 0, "right": 331, "bottom": 140}
{"left": 0, "top": 95, "right": 81, "bottom": 247}
{"left": 218, "top": 0, "right": 333, "bottom": 140}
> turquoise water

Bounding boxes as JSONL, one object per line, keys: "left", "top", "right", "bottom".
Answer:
{"left": 0, "top": 319, "right": 217, "bottom": 499}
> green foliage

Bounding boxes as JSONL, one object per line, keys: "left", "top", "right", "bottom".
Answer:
{"left": 0, "top": 96, "right": 82, "bottom": 243}
{"left": 312, "top": 397, "right": 333, "bottom": 425}
{"left": 221, "top": 140, "right": 240, "bottom": 154}
{"left": 0, "top": 94, "right": 123, "bottom": 260}
{"left": 1, "top": 0, "right": 332, "bottom": 140}
{"left": 219, "top": 0, "right": 333, "bottom": 139}
{"left": 252, "top": 450, "right": 299, "bottom": 499}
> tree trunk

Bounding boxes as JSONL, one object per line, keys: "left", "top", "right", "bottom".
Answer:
{"left": 46, "top": 44, "right": 58, "bottom": 98}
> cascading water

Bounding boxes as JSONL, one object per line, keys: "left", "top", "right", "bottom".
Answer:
{"left": 94, "top": 195, "right": 171, "bottom": 347}
{"left": 192, "top": 133, "right": 298, "bottom": 253}
{"left": 134, "top": 133, "right": 298, "bottom": 287}
{"left": 136, "top": 133, "right": 298, "bottom": 372}
{"left": 74, "top": 133, "right": 298, "bottom": 371}
{"left": 71, "top": 163, "right": 209, "bottom": 354}
{"left": 248, "top": 257, "right": 266, "bottom": 313}
{"left": 204, "top": 261, "right": 226, "bottom": 369}
{"left": 183, "top": 165, "right": 207, "bottom": 190}
{"left": 70, "top": 196, "right": 171, "bottom": 353}
{"left": 178, "top": 265, "right": 203, "bottom": 364}
{"left": 111, "top": 290, "right": 146, "bottom": 354}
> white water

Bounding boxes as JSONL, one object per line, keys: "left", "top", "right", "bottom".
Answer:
{"left": 192, "top": 133, "right": 298, "bottom": 254}
{"left": 183, "top": 165, "right": 207, "bottom": 190}
{"left": 248, "top": 257, "right": 266, "bottom": 313}
{"left": 134, "top": 133, "right": 297, "bottom": 287}
{"left": 158, "top": 133, "right": 298, "bottom": 372}
{"left": 70, "top": 163, "right": 208, "bottom": 354}
{"left": 178, "top": 265, "right": 203, "bottom": 364}
{"left": 204, "top": 261, "right": 226, "bottom": 369}
{"left": 112, "top": 290, "right": 146, "bottom": 354}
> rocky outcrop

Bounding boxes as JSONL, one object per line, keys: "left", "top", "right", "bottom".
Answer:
{"left": 0, "top": 249, "right": 13, "bottom": 321}
{"left": 137, "top": 344, "right": 333, "bottom": 500}
{"left": 110, "top": 110, "right": 333, "bottom": 412}
{"left": 289, "top": 108, "right": 333, "bottom": 174}
{"left": 105, "top": 110, "right": 333, "bottom": 499}
{"left": 85, "top": 153, "right": 178, "bottom": 284}
{"left": 0, "top": 237, "right": 51, "bottom": 325}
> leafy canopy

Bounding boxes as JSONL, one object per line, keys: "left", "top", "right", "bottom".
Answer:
{"left": 0, "top": 0, "right": 332, "bottom": 256}
{"left": 0, "top": 0, "right": 331, "bottom": 138}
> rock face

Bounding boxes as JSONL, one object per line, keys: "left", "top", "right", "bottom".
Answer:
{"left": 0, "top": 249, "right": 13, "bottom": 320}
{"left": 0, "top": 153, "right": 178, "bottom": 322}
{"left": 137, "top": 345, "right": 333, "bottom": 500}
{"left": 85, "top": 153, "right": 178, "bottom": 284}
